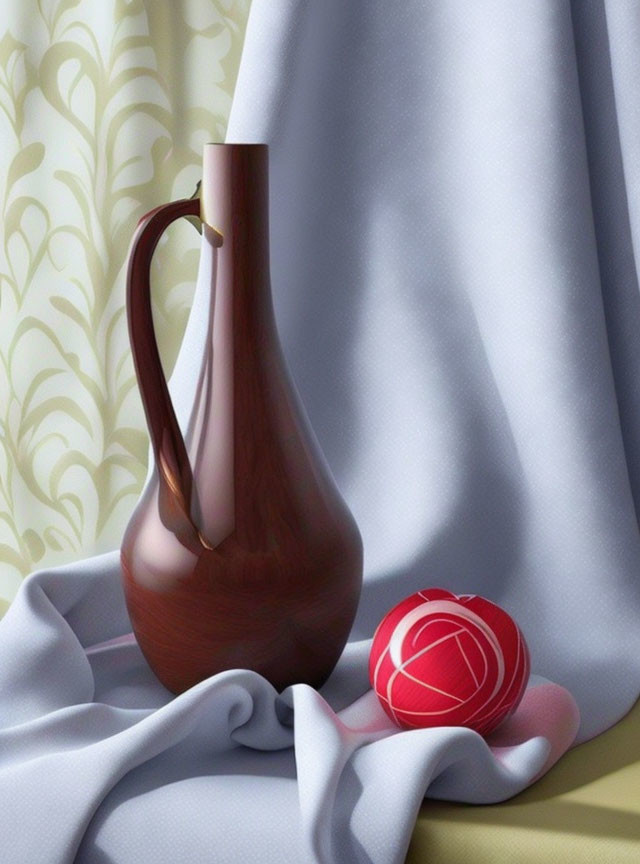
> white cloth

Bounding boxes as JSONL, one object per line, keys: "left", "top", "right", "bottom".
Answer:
{"left": 0, "top": 555, "right": 578, "bottom": 864}
{"left": 1, "top": 1, "right": 639, "bottom": 862}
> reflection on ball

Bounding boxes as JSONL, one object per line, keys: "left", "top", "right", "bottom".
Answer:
{"left": 369, "top": 587, "right": 530, "bottom": 735}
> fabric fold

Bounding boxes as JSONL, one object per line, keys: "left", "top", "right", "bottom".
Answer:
{"left": 0, "top": 556, "right": 579, "bottom": 864}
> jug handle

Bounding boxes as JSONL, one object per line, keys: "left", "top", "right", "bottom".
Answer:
{"left": 126, "top": 196, "right": 222, "bottom": 552}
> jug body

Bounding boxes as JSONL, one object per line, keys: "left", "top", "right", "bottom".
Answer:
{"left": 120, "top": 144, "right": 363, "bottom": 693}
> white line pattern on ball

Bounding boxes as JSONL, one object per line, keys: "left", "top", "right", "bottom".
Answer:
{"left": 383, "top": 600, "right": 506, "bottom": 725}
{"left": 387, "top": 622, "right": 490, "bottom": 716}
{"left": 382, "top": 624, "right": 471, "bottom": 723}
{"left": 396, "top": 667, "right": 465, "bottom": 704}
{"left": 455, "top": 633, "right": 480, "bottom": 687}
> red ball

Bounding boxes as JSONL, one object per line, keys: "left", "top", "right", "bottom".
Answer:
{"left": 369, "top": 588, "right": 530, "bottom": 735}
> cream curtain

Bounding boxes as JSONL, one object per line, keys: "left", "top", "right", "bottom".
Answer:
{"left": 0, "top": 0, "right": 251, "bottom": 614}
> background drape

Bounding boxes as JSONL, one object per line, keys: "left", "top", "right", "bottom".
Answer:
{"left": 226, "top": 0, "right": 640, "bottom": 743}
{"left": 0, "top": 0, "right": 250, "bottom": 614}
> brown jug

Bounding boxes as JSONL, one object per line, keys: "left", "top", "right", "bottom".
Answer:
{"left": 120, "top": 143, "right": 363, "bottom": 694}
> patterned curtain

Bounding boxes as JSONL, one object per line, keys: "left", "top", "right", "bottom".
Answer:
{"left": 0, "top": 0, "right": 251, "bottom": 615}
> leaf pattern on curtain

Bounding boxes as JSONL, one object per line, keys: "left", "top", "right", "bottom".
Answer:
{"left": 0, "top": 0, "right": 251, "bottom": 612}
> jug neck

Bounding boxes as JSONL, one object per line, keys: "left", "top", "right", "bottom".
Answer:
{"left": 201, "top": 144, "right": 270, "bottom": 298}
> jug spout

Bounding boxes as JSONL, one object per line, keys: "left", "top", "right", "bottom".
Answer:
{"left": 200, "top": 143, "right": 270, "bottom": 283}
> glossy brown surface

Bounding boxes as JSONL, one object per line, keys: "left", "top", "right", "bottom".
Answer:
{"left": 121, "top": 144, "right": 363, "bottom": 694}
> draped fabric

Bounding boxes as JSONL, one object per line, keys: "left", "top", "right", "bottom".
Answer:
{"left": 227, "top": 0, "right": 640, "bottom": 743}
{"left": 1, "top": 1, "right": 639, "bottom": 863}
